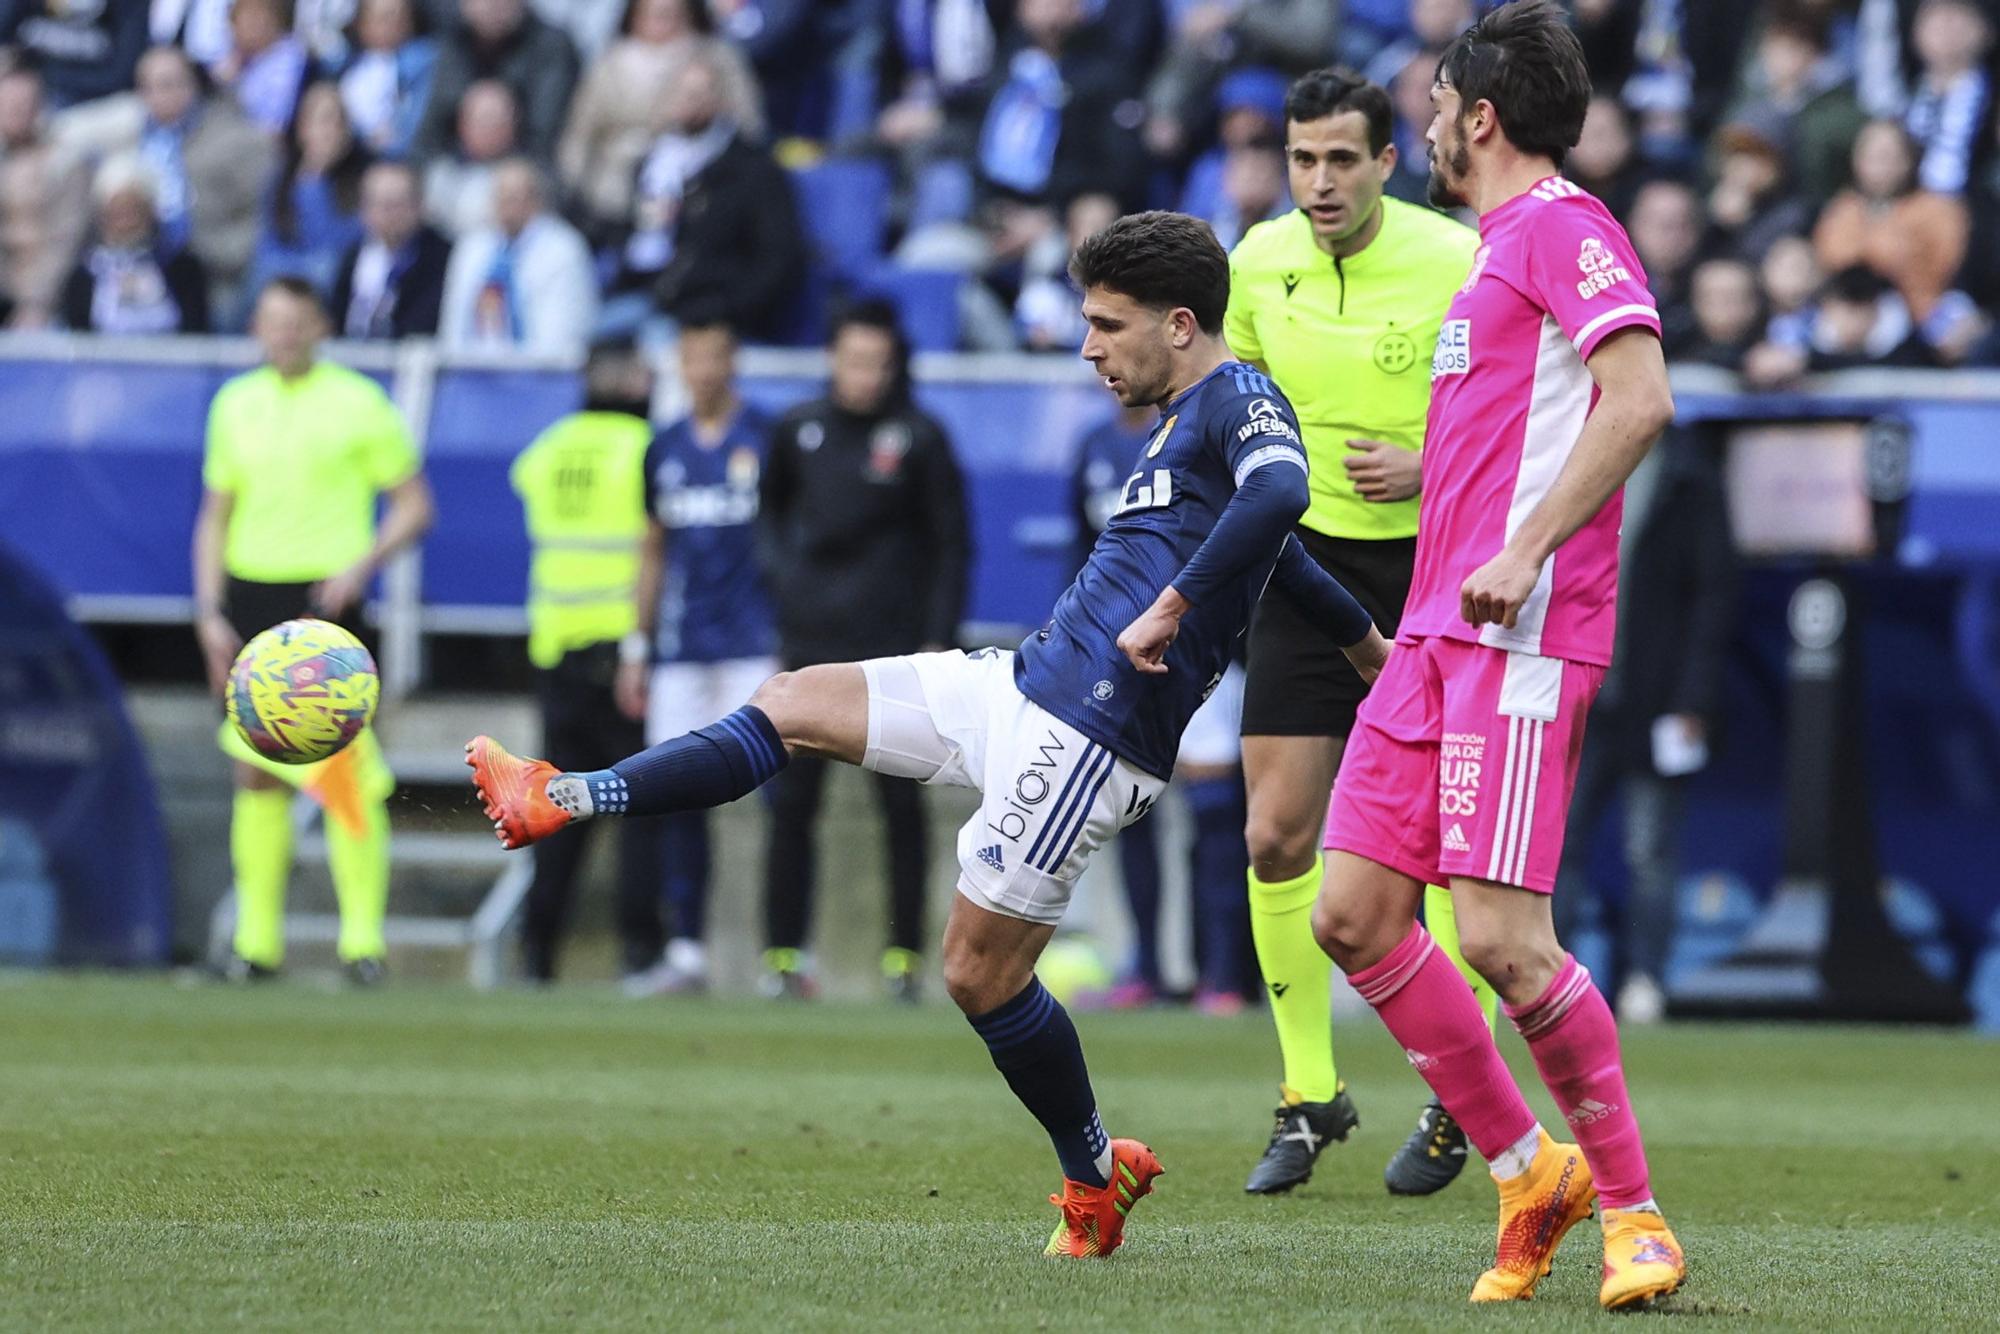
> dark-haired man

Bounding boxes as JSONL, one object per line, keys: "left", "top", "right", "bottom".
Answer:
{"left": 754, "top": 301, "right": 968, "bottom": 1002}
{"left": 1308, "top": 0, "right": 1685, "bottom": 1309}
{"left": 1225, "top": 64, "right": 1495, "bottom": 1200}
{"left": 468, "top": 211, "right": 1389, "bottom": 1260}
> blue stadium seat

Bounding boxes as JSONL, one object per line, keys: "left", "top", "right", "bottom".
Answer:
{"left": 854, "top": 265, "right": 963, "bottom": 353}
{"left": 789, "top": 157, "right": 894, "bottom": 279}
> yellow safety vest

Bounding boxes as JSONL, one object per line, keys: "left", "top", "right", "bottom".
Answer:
{"left": 508, "top": 411, "right": 651, "bottom": 669}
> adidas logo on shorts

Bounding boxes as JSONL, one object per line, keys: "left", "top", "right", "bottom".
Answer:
{"left": 1442, "top": 822, "right": 1471, "bottom": 853}
{"left": 977, "top": 844, "right": 1006, "bottom": 872}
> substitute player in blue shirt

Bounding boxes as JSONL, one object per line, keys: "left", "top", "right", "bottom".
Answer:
{"left": 615, "top": 323, "right": 779, "bottom": 996}
{"left": 467, "top": 212, "right": 1388, "bottom": 1258}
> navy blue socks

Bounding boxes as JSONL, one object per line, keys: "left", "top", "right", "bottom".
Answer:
{"left": 968, "top": 979, "right": 1110, "bottom": 1187}
{"left": 556, "top": 706, "right": 788, "bottom": 819}
{"left": 1185, "top": 773, "right": 1254, "bottom": 998}
{"left": 1118, "top": 817, "right": 1163, "bottom": 988}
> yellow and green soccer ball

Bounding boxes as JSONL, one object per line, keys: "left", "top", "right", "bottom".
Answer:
{"left": 226, "top": 618, "right": 379, "bottom": 764}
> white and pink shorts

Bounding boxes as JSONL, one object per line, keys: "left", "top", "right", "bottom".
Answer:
{"left": 1324, "top": 636, "right": 1603, "bottom": 893}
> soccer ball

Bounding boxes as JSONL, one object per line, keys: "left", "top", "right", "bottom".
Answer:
{"left": 226, "top": 618, "right": 380, "bottom": 765}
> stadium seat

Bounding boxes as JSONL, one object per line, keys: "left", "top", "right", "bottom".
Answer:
{"left": 789, "top": 157, "right": 894, "bottom": 279}
{"left": 855, "top": 265, "right": 963, "bottom": 353}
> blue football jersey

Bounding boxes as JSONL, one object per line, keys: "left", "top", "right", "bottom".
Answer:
{"left": 643, "top": 407, "right": 779, "bottom": 664}
{"left": 1016, "top": 362, "right": 1307, "bottom": 779}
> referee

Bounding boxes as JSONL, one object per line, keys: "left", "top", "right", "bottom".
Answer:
{"left": 1226, "top": 71, "right": 1498, "bottom": 1195}
{"left": 193, "top": 276, "right": 434, "bottom": 984}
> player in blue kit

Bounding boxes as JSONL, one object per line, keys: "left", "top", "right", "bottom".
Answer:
{"left": 615, "top": 323, "right": 779, "bottom": 996}
{"left": 468, "top": 212, "right": 1389, "bottom": 1257}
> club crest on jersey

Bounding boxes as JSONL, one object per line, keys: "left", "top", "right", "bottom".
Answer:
{"left": 1461, "top": 244, "right": 1490, "bottom": 293}
{"left": 1145, "top": 414, "right": 1178, "bottom": 457}
{"left": 727, "top": 446, "right": 761, "bottom": 488}
{"left": 1575, "top": 237, "right": 1632, "bottom": 299}
{"left": 1433, "top": 319, "right": 1471, "bottom": 378}
{"left": 866, "top": 422, "right": 910, "bottom": 480}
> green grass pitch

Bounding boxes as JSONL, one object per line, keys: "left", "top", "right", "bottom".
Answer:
{"left": 2, "top": 974, "right": 1995, "bottom": 1331}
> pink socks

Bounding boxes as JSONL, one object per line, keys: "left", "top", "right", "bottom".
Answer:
{"left": 1350, "top": 923, "right": 1538, "bottom": 1160}
{"left": 1507, "top": 954, "right": 1653, "bottom": 1208}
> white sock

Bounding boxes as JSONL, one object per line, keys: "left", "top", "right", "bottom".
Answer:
{"left": 1615, "top": 1197, "right": 1661, "bottom": 1215}
{"left": 1093, "top": 1141, "right": 1114, "bottom": 1183}
{"left": 666, "top": 938, "right": 706, "bottom": 973}
{"left": 545, "top": 774, "right": 594, "bottom": 819}
{"left": 1489, "top": 1125, "right": 1544, "bottom": 1181}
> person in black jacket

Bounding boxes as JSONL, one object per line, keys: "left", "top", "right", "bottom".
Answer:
{"left": 411, "top": 0, "right": 578, "bottom": 164}
{"left": 756, "top": 301, "right": 970, "bottom": 1000}
{"left": 0, "top": 0, "right": 147, "bottom": 110}
{"left": 329, "top": 161, "right": 452, "bottom": 338}
{"left": 612, "top": 45, "right": 803, "bottom": 342}
{"left": 1553, "top": 427, "right": 1738, "bottom": 1024}
{"left": 62, "top": 156, "right": 209, "bottom": 334}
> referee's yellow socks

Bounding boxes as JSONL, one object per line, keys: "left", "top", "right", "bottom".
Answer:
{"left": 1424, "top": 883, "right": 1499, "bottom": 1032}
{"left": 230, "top": 786, "right": 292, "bottom": 968}
{"left": 1248, "top": 855, "right": 1339, "bottom": 1104}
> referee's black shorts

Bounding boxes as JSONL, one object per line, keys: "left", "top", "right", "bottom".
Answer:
{"left": 1241, "top": 529, "right": 1415, "bottom": 739}
{"left": 223, "top": 577, "right": 369, "bottom": 649}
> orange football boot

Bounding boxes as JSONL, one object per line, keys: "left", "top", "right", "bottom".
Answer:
{"left": 1469, "top": 1130, "right": 1597, "bottom": 1302}
{"left": 465, "top": 735, "right": 572, "bottom": 850}
{"left": 1043, "top": 1139, "right": 1165, "bottom": 1258}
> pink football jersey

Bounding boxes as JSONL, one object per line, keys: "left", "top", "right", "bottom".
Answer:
{"left": 1401, "top": 176, "right": 1661, "bottom": 665}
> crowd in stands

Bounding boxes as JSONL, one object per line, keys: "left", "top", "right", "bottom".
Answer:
{"left": 4, "top": 0, "right": 2000, "bottom": 375}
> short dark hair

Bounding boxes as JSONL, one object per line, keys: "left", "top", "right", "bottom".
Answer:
{"left": 1435, "top": 0, "right": 1590, "bottom": 168}
{"left": 259, "top": 275, "right": 322, "bottom": 310}
{"left": 830, "top": 296, "right": 911, "bottom": 397}
{"left": 1067, "top": 211, "right": 1229, "bottom": 336}
{"left": 1824, "top": 264, "right": 1888, "bottom": 307}
{"left": 1283, "top": 67, "right": 1394, "bottom": 157}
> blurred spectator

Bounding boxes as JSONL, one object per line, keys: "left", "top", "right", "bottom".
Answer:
{"left": 0, "top": 63, "right": 87, "bottom": 329}
{"left": 529, "top": 0, "right": 628, "bottom": 60}
{"left": 1554, "top": 427, "right": 1737, "bottom": 1025}
{"left": 61, "top": 155, "right": 210, "bottom": 334}
{"left": 0, "top": 0, "right": 147, "bottom": 110}
{"left": 611, "top": 47, "right": 802, "bottom": 340}
{"left": 334, "top": 0, "right": 437, "bottom": 158}
{"left": 1360, "top": 0, "right": 1471, "bottom": 90}
{"left": 414, "top": 0, "right": 579, "bottom": 164}
{"left": 1013, "top": 189, "right": 1116, "bottom": 351}
{"left": 1570, "top": 0, "right": 1645, "bottom": 95}
{"left": 1814, "top": 118, "right": 1969, "bottom": 322}
{"left": 976, "top": 0, "right": 1144, "bottom": 211}
{"left": 59, "top": 46, "right": 274, "bottom": 313}
{"left": 1725, "top": 14, "right": 1864, "bottom": 206}
{"left": 249, "top": 81, "right": 370, "bottom": 297}
{"left": 868, "top": 0, "right": 999, "bottom": 171}
{"left": 215, "top": 0, "right": 310, "bottom": 134}
{"left": 439, "top": 156, "right": 596, "bottom": 354}
{"left": 1904, "top": 0, "right": 1992, "bottom": 195}
{"left": 1382, "top": 46, "right": 1435, "bottom": 203}
{"left": 556, "top": 0, "right": 761, "bottom": 236}
{"left": 1626, "top": 178, "right": 1702, "bottom": 354}
{"left": 1758, "top": 233, "right": 1823, "bottom": 348}
{"left": 707, "top": 0, "right": 824, "bottom": 140}
{"left": 1681, "top": 257, "right": 1764, "bottom": 370}
{"left": 1703, "top": 114, "right": 1812, "bottom": 263}
{"left": 1144, "top": 0, "right": 1338, "bottom": 160}
{"left": 151, "top": 0, "right": 234, "bottom": 69}
{"left": 1744, "top": 264, "right": 1932, "bottom": 386}
{"left": 422, "top": 76, "right": 516, "bottom": 235}
{"left": 1176, "top": 67, "right": 1286, "bottom": 232}
{"left": 1568, "top": 94, "right": 1643, "bottom": 219}
{"left": 1196, "top": 139, "right": 1286, "bottom": 252}
{"left": 330, "top": 159, "right": 450, "bottom": 336}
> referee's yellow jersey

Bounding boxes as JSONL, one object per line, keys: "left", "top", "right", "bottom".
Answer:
{"left": 203, "top": 361, "right": 418, "bottom": 583}
{"left": 1224, "top": 197, "right": 1478, "bottom": 541}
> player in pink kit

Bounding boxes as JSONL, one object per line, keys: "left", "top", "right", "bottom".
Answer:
{"left": 1310, "top": 0, "right": 1685, "bottom": 1312}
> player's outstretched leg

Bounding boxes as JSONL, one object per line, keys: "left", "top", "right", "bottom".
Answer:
{"left": 1314, "top": 855, "right": 1597, "bottom": 1303}
{"left": 467, "top": 666, "right": 865, "bottom": 849}
{"left": 944, "top": 893, "right": 1164, "bottom": 1258}
{"left": 1383, "top": 885, "right": 1500, "bottom": 1196}
{"left": 1454, "top": 880, "right": 1685, "bottom": 1310}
